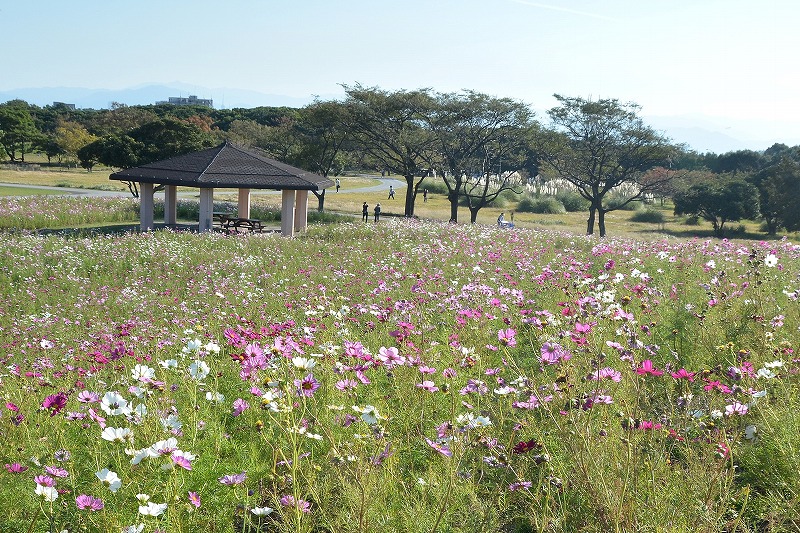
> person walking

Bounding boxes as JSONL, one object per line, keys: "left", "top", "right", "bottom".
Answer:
{"left": 374, "top": 203, "right": 381, "bottom": 222}
{"left": 388, "top": 186, "right": 395, "bottom": 200}
{"left": 362, "top": 202, "right": 369, "bottom": 222}
{"left": 335, "top": 178, "right": 340, "bottom": 193}
{"left": 423, "top": 188, "right": 428, "bottom": 202}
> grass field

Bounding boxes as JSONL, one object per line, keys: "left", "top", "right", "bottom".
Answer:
{"left": 0, "top": 193, "right": 799, "bottom": 531}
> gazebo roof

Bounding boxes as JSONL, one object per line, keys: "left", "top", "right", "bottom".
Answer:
{"left": 109, "top": 141, "right": 334, "bottom": 190}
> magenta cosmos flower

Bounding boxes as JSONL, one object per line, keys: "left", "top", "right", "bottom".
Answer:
{"left": 42, "top": 392, "right": 68, "bottom": 416}
{"left": 76, "top": 494, "right": 104, "bottom": 511}
{"left": 188, "top": 491, "right": 201, "bottom": 508}
{"left": 636, "top": 360, "right": 664, "bottom": 376}
{"left": 294, "top": 374, "right": 320, "bottom": 397}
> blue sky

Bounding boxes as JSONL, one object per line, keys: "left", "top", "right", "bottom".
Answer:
{"left": 2, "top": 0, "right": 799, "bottom": 150}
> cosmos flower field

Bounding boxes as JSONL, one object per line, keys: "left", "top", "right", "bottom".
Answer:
{"left": 1, "top": 213, "right": 799, "bottom": 532}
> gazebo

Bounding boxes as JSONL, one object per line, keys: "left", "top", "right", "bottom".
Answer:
{"left": 109, "top": 141, "right": 334, "bottom": 236}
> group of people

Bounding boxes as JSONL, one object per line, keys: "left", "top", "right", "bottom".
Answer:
{"left": 497, "top": 211, "right": 515, "bottom": 228}
{"left": 362, "top": 201, "right": 381, "bottom": 222}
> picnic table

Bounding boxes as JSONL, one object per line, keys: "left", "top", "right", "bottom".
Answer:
{"left": 223, "top": 217, "right": 264, "bottom": 233}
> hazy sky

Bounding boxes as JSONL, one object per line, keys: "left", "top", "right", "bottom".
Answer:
{"left": 2, "top": 0, "right": 799, "bottom": 147}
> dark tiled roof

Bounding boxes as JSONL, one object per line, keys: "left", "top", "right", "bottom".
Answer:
{"left": 109, "top": 142, "right": 334, "bottom": 190}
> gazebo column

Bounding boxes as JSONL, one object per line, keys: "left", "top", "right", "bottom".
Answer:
{"left": 281, "top": 189, "right": 296, "bottom": 237}
{"left": 199, "top": 187, "right": 214, "bottom": 232}
{"left": 140, "top": 182, "right": 155, "bottom": 231}
{"left": 294, "top": 190, "right": 309, "bottom": 233}
{"left": 238, "top": 188, "right": 251, "bottom": 219}
{"left": 164, "top": 185, "right": 177, "bottom": 225}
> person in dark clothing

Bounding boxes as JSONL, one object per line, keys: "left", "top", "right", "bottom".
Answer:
{"left": 374, "top": 203, "right": 381, "bottom": 222}
{"left": 362, "top": 202, "right": 369, "bottom": 222}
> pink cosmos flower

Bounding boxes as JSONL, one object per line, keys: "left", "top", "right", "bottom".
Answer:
{"left": 44, "top": 466, "right": 69, "bottom": 478}
{"left": 416, "top": 380, "right": 439, "bottom": 392}
{"left": 171, "top": 452, "right": 193, "bottom": 471}
{"left": 425, "top": 437, "right": 452, "bottom": 457}
{"left": 188, "top": 491, "right": 201, "bottom": 508}
{"left": 76, "top": 494, "right": 104, "bottom": 511}
{"left": 540, "top": 342, "right": 570, "bottom": 365}
{"left": 34, "top": 475, "right": 55, "bottom": 487}
{"left": 231, "top": 398, "right": 250, "bottom": 417}
{"left": 78, "top": 390, "right": 100, "bottom": 403}
{"left": 497, "top": 328, "right": 517, "bottom": 348}
{"left": 589, "top": 367, "right": 622, "bottom": 382}
{"left": 280, "top": 495, "right": 311, "bottom": 513}
{"left": 218, "top": 472, "right": 247, "bottom": 485}
{"left": 636, "top": 360, "right": 664, "bottom": 376}
{"left": 5, "top": 462, "right": 28, "bottom": 473}
{"left": 335, "top": 379, "right": 358, "bottom": 391}
{"left": 418, "top": 365, "right": 437, "bottom": 375}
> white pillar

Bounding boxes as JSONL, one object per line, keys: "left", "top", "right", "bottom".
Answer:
{"left": 164, "top": 185, "right": 177, "bottom": 225}
{"left": 281, "top": 189, "right": 296, "bottom": 237}
{"left": 199, "top": 187, "right": 214, "bottom": 232}
{"left": 294, "top": 190, "right": 309, "bottom": 233}
{"left": 238, "top": 188, "right": 251, "bottom": 219}
{"left": 140, "top": 182, "right": 154, "bottom": 231}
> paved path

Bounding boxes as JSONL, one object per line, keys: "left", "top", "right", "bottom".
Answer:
{"left": 0, "top": 176, "right": 407, "bottom": 198}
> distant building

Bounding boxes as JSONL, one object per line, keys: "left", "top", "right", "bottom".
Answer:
{"left": 156, "top": 95, "right": 213, "bottom": 108}
{"left": 53, "top": 102, "right": 76, "bottom": 110}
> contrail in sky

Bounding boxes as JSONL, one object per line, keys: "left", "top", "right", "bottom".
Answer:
{"left": 510, "top": 0, "right": 618, "bottom": 21}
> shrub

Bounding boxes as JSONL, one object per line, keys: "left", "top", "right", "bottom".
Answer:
{"left": 516, "top": 195, "right": 566, "bottom": 214}
{"left": 630, "top": 209, "right": 666, "bottom": 224}
{"left": 556, "top": 191, "right": 590, "bottom": 212}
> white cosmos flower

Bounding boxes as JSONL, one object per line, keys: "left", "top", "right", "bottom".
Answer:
{"left": 96, "top": 468, "right": 122, "bottom": 492}
{"left": 206, "top": 391, "right": 225, "bottom": 403}
{"left": 183, "top": 338, "right": 202, "bottom": 353}
{"left": 160, "top": 414, "right": 182, "bottom": 432}
{"left": 188, "top": 360, "right": 210, "bottom": 380}
{"left": 121, "top": 525, "right": 144, "bottom": 533}
{"left": 138, "top": 502, "right": 168, "bottom": 516}
{"left": 251, "top": 506, "right": 274, "bottom": 516}
{"left": 352, "top": 404, "right": 382, "bottom": 425}
{"left": 764, "top": 254, "right": 778, "bottom": 267}
{"left": 204, "top": 341, "right": 220, "bottom": 353}
{"left": 131, "top": 364, "right": 155, "bottom": 382}
{"left": 101, "top": 426, "right": 133, "bottom": 443}
{"left": 35, "top": 484, "right": 58, "bottom": 501}
{"left": 159, "top": 359, "right": 178, "bottom": 369}
{"left": 291, "top": 356, "right": 316, "bottom": 370}
{"left": 100, "top": 391, "right": 131, "bottom": 416}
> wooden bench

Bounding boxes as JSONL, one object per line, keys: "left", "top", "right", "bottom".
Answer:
{"left": 223, "top": 217, "right": 264, "bottom": 233}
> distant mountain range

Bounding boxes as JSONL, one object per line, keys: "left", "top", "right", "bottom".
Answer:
{"left": 0, "top": 84, "right": 789, "bottom": 154}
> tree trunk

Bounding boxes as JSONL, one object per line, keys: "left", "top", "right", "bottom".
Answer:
{"left": 448, "top": 193, "right": 459, "bottom": 223}
{"left": 598, "top": 209, "right": 607, "bottom": 237}
{"left": 469, "top": 207, "right": 479, "bottom": 223}
{"left": 404, "top": 174, "right": 415, "bottom": 216}
{"left": 586, "top": 205, "right": 596, "bottom": 235}
{"left": 312, "top": 190, "right": 326, "bottom": 212}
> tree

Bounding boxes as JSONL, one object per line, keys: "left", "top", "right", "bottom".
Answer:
{"left": 750, "top": 157, "right": 800, "bottom": 234}
{"left": 54, "top": 118, "right": 98, "bottom": 166}
{"left": 536, "top": 95, "right": 674, "bottom": 236}
{"left": 79, "top": 134, "right": 144, "bottom": 196}
{"left": 424, "top": 91, "right": 536, "bottom": 223}
{"left": 88, "top": 103, "right": 158, "bottom": 137}
{"left": 128, "top": 118, "right": 214, "bottom": 165}
{"left": 290, "top": 101, "right": 351, "bottom": 212}
{"left": 673, "top": 178, "right": 760, "bottom": 238}
{"left": 0, "top": 100, "right": 40, "bottom": 162}
{"left": 344, "top": 84, "right": 434, "bottom": 217}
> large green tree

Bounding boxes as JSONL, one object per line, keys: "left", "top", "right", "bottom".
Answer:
{"left": 536, "top": 95, "right": 674, "bottom": 236}
{"left": 344, "top": 84, "right": 434, "bottom": 217}
{"left": 424, "top": 91, "right": 537, "bottom": 223}
{"left": 0, "top": 100, "right": 40, "bottom": 162}
{"left": 750, "top": 157, "right": 800, "bottom": 234}
{"left": 673, "top": 178, "right": 760, "bottom": 238}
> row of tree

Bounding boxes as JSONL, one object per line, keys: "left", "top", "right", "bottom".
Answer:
{"left": 2, "top": 88, "right": 799, "bottom": 236}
